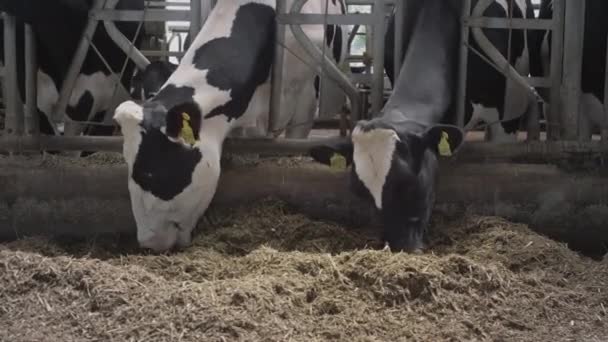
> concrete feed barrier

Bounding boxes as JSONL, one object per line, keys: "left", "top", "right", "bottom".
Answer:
{"left": 0, "top": 156, "right": 607, "bottom": 256}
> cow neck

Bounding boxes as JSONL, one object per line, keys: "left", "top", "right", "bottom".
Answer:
{"left": 383, "top": 0, "right": 460, "bottom": 127}
{"left": 197, "top": 115, "right": 233, "bottom": 156}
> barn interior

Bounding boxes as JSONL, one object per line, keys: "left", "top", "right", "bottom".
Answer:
{"left": 0, "top": 0, "right": 607, "bottom": 341}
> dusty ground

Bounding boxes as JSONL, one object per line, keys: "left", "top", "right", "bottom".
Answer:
{"left": 0, "top": 200, "right": 606, "bottom": 342}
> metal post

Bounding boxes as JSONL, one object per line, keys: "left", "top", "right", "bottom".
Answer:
{"left": 52, "top": 0, "right": 106, "bottom": 135}
{"left": 602, "top": 33, "right": 608, "bottom": 142}
{"left": 190, "top": 0, "right": 202, "bottom": 41}
{"left": 561, "top": 0, "right": 586, "bottom": 141}
{"left": 370, "top": 0, "right": 386, "bottom": 116}
{"left": 456, "top": 0, "right": 472, "bottom": 128}
{"left": 393, "top": 0, "right": 404, "bottom": 82}
{"left": 268, "top": 0, "right": 287, "bottom": 137}
{"left": 200, "top": 0, "right": 216, "bottom": 25}
{"left": 3, "top": 14, "right": 24, "bottom": 136}
{"left": 547, "top": 0, "right": 565, "bottom": 140}
{"left": 24, "top": 24, "right": 40, "bottom": 136}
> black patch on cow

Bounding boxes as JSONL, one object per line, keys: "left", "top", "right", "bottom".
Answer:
{"left": 131, "top": 60, "right": 177, "bottom": 101}
{"left": 65, "top": 91, "right": 94, "bottom": 122}
{"left": 143, "top": 85, "right": 196, "bottom": 130}
{"left": 190, "top": 3, "right": 276, "bottom": 121}
{"left": 132, "top": 129, "right": 203, "bottom": 201}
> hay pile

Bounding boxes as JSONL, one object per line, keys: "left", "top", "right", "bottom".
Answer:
{"left": 1, "top": 200, "right": 607, "bottom": 341}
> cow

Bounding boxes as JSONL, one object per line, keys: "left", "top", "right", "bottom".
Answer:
{"left": 531, "top": 0, "right": 608, "bottom": 133}
{"left": 385, "top": 0, "right": 538, "bottom": 142}
{"left": 309, "top": 0, "right": 542, "bottom": 252}
{"left": 0, "top": 0, "right": 144, "bottom": 137}
{"left": 309, "top": 0, "right": 465, "bottom": 252}
{"left": 113, "top": 0, "right": 348, "bottom": 252}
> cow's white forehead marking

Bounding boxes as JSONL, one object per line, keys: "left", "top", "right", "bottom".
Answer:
{"left": 352, "top": 127, "right": 400, "bottom": 209}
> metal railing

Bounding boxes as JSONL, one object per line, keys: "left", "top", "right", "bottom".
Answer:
{"left": 1, "top": 0, "right": 607, "bottom": 159}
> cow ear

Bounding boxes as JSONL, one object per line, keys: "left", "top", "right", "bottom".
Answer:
{"left": 309, "top": 140, "right": 354, "bottom": 170}
{"left": 422, "top": 124, "right": 465, "bottom": 157}
{"left": 114, "top": 100, "right": 143, "bottom": 128}
{"left": 166, "top": 102, "right": 202, "bottom": 145}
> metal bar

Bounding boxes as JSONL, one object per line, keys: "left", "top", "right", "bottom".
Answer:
{"left": 370, "top": 0, "right": 386, "bottom": 116}
{"left": 456, "top": 0, "right": 472, "bottom": 128}
{"left": 140, "top": 50, "right": 185, "bottom": 57}
{"left": 548, "top": 0, "right": 565, "bottom": 140}
{"left": 268, "top": 0, "right": 287, "bottom": 136}
{"left": 527, "top": 77, "right": 552, "bottom": 88}
{"left": 24, "top": 24, "right": 40, "bottom": 136}
{"left": 561, "top": 0, "right": 586, "bottom": 140}
{"left": 2, "top": 136, "right": 608, "bottom": 161}
{"left": 94, "top": 9, "right": 191, "bottom": 22}
{"left": 347, "top": 0, "right": 395, "bottom": 4}
{"left": 189, "top": 0, "right": 202, "bottom": 41}
{"left": 603, "top": 33, "right": 608, "bottom": 142}
{"left": 289, "top": 0, "right": 362, "bottom": 126}
{"left": 470, "top": 0, "right": 537, "bottom": 105}
{"left": 51, "top": 0, "right": 106, "bottom": 134}
{"left": 3, "top": 14, "right": 23, "bottom": 136}
{"left": 466, "top": 17, "right": 553, "bottom": 30}
{"left": 200, "top": 0, "right": 216, "bottom": 25}
{"left": 103, "top": 20, "right": 150, "bottom": 70}
{"left": 277, "top": 13, "right": 375, "bottom": 25}
{"left": 393, "top": 0, "right": 404, "bottom": 82}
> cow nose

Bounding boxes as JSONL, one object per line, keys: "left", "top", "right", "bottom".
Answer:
{"left": 386, "top": 227, "right": 425, "bottom": 253}
{"left": 138, "top": 227, "right": 178, "bottom": 253}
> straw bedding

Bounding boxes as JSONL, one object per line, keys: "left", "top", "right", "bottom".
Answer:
{"left": 1, "top": 200, "right": 607, "bottom": 341}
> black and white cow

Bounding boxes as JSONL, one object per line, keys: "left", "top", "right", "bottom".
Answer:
{"left": 310, "top": 0, "right": 465, "bottom": 252}
{"left": 385, "top": 0, "right": 538, "bottom": 142}
{"left": 0, "top": 0, "right": 144, "bottom": 136}
{"left": 309, "top": 0, "right": 540, "bottom": 251}
{"left": 114, "top": 0, "right": 347, "bottom": 252}
{"left": 531, "top": 0, "right": 608, "bottom": 132}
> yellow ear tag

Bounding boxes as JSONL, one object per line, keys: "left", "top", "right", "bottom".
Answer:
{"left": 330, "top": 153, "right": 347, "bottom": 171}
{"left": 438, "top": 131, "right": 452, "bottom": 157}
{"left": 180, "top": 112, "right": 196, "bottom": 145}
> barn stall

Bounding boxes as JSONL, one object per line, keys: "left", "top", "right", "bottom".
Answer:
{"left": 0, "top": 0, "right": 607, "bottom": 341}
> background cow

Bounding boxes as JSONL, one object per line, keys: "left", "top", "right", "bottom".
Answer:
{"left": 114, "top": 0, "right": 348, "bottom": 252}
{"left": 0, "top": 0, "right": 144, "bottom": 136}
{"left": 531, "top": 0, "right": 608, "bottom": 134}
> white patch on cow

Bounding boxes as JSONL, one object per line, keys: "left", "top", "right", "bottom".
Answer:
{"left": 580, "top": 92, "right": 606, "bottom": 128}
{"left": 468, "top": 103, "right": 518, "bottom": 142}
{"left": 352, "top": 127, "right": 400, "bottom": 209}
{"left": 37, "top": 69, "right": 119, "bottom": 134}
{"left": 36, "top": 70, "right": 59, "bottom": 117}
{"left": 114, "top": 101, "right": 144, "bottom": 164}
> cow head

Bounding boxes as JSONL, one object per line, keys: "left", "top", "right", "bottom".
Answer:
{"left": 130, "top": 61, "right": 177, "bottom": 102}
{"left": 310, "top": 119, "right": 464, "bottom": 252}
{"left": 114, "top": 98, "right": 221, "bottom": 253}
